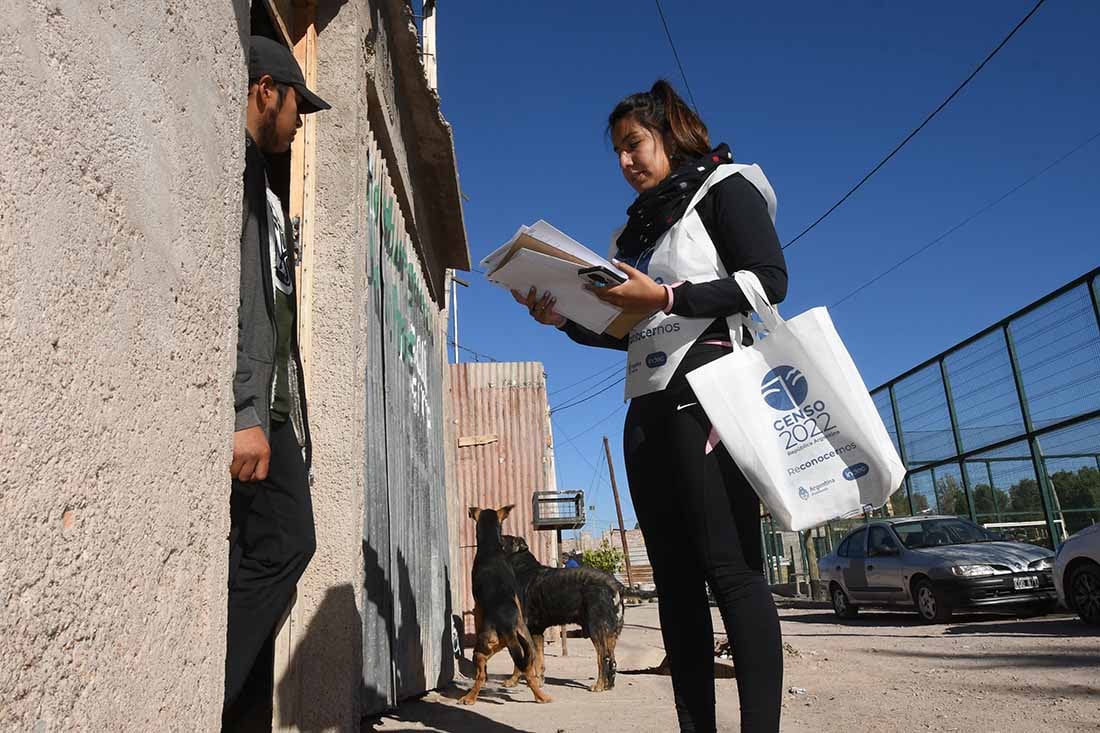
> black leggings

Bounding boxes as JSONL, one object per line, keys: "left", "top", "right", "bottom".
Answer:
{"left": 624, "top": 357, "right": 783, "bottom": 732}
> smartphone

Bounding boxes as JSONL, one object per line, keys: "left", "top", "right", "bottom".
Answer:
{"left": 578, "top": 265, "right": 626, "bottom": 288}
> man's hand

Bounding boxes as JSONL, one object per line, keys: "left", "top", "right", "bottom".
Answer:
{"left": 231, "top": 426, "right": 270, "bottom": 482}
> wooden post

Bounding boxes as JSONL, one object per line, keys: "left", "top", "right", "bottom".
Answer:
{"left": 274, "top": 5, "right": 316, "bottom": 728}
{"left": 290, "top": 0, "right": 319, "bottom": 392}
{"left": 802, "top": 530, "right": 820, "bottom": 599}
{"left": 603, "top": 436, "right": 635, "bottom": 589}
{"left": 558, "top": 527, "right": 567, "bottom": 656}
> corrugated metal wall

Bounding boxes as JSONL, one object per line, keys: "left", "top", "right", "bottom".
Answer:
{"left": 447, "top": 362, "right": 558, "bottom": 635}
{"left": 361, "top": 131, "right": 453, "bottom": 716}
{"left": 613, "top": 529, "right": 655, "bottom": 589}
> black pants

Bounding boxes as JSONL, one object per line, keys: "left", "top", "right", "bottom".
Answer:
{"left": 223, "top": 420, "right": 316, "bottom": 732}
{"left": 624, "top": 350, "right": 783, "bottom": 733}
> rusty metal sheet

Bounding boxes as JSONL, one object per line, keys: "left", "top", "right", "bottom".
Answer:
{"left": 446, "top": 362, "right": 558, "bottom": 634}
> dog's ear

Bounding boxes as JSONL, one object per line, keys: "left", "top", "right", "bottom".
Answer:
{"left": 468, "top": 507, "right": 481, "bottom": 521}
{"left": 517, "top": 536, "right": 529, "bottom": 551}
{"left": 496, "top": 504, "right": 515, "bottom": 522}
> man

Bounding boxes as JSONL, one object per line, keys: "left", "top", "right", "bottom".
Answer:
{"left": 224, "top": 36, "right": 330, "bottom": 730}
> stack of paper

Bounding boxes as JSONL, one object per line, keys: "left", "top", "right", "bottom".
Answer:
{"left": 481, "top": 220, "right": 646, "bottom": 337}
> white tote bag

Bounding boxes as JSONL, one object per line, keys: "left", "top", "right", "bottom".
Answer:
{"left": 686, "top": 272, "right": 905, "bottom": 531}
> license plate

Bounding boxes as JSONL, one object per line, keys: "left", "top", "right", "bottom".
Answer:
{"left": 1013, "top": 575, "right": 1039, "bottom": 590}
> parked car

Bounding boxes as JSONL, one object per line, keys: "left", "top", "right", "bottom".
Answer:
{"left": 1053, "top": 522, "right": 1100, "bottom": 625}
{"left": 818, "top": 515, "right": 1057, "bottom": 623}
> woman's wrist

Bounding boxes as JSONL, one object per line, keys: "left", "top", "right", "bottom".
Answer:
{"left": 661, "top": 284, "right": 674, "bottom": 314}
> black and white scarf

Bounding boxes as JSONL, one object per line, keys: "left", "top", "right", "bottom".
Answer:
{"left": 614, "top": 143, "right": 734, "bottom": 260}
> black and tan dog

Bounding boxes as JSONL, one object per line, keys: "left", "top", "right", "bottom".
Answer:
{"left": 459, "top": 506, "right": 551, "bottom": 705}
{"left": 501, "top": 534, "right": 625, "bottom": 692}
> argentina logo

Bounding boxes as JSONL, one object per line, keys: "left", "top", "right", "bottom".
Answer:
{"left": 761, "top": 365, "right": 808, "bottom": 411}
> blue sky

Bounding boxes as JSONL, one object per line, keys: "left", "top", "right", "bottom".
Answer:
{"left": 436, "top": 1, "right": 1099, "bottom": 537}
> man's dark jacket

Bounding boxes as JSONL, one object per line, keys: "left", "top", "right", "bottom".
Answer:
{"left": 235, "top": 135, "right": 312, "bottom": 464}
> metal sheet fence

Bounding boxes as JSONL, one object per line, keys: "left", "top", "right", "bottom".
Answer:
{"left": 780, "top": 269, "right": 1100, "bottom": 569}
{"left": 447, "top": 362, "right": 558, "bottom": 637}
{"left": 361, "top": 132, "right": 453, "bottom": 716}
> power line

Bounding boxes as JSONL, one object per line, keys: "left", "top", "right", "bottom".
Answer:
{"left": 448, "top": 340, "right": 500, "bottom": 362}
{"left": 586, "top": 447, "right": 606, "bottom": 506}
{"left": 654, "top": 0, "right": 698, "bottom": 112}
{"left": 783, "top": 0, "right": 1047, "bottom": 251}
{"left": 548, "top": 360, "right": 622, "bottom": 396}
{"left": 550, "top": 376, "right": 626, "bottom": 414}
{"left": 570, "top": 403, "right": 628, "bottom": 442}
{"left": 830, "top": 128, "right": 1100, "bottom": 310}
{"left": 555, "top": 368, "right": 625, "bottom": 405}
{"left": 551, "top": 415, "right": 607, "bottom": 483}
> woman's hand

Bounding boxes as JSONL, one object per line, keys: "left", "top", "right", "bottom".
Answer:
{"left": 511, "top": 287, "right": 566, "bottom": 326}
{"left": 586, "top": 261, "right": 668, "bottom": 313}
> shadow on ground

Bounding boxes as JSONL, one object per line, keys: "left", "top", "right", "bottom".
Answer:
{"left": 944, "top": 616, "right": 1097, "bottom": 637}
{"left": 780, "top": 610, "right": 1096, "bottom": 641}
{"left": 872, "top": 645, "right": 1100, "bottom": 672}
{"left": 363, "top": 685, "right": 538, "bottom": 733}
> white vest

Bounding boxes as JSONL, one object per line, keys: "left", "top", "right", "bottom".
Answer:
{"left": 617, "top": 164, "right": 777, "bottom": 400}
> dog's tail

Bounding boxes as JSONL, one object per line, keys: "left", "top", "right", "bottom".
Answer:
{"left": 614, "top": 581, "right": 626, "bottom": 635}
{"left": 495, "top": 594, "right": 532, "bottom": 670}
{"left": 506, "top": 627, "right": 532, "bottom": 670}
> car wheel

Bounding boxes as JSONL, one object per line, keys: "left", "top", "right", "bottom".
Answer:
{"left": 1070, "top": 563, "right": 1100, "bottom": 625}
{"left": 913, "top": 578, "right": 952, "bottom": 623}
{"left": 831, "top": 584, "right": 859, "bottom": 619}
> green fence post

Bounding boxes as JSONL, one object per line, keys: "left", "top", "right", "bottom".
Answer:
{"left": 761, "top": 518, "right": 773, "bottom": 586}
{"left": 1003, "top": 323, "right": 1061, "bottom": 548}
{"left": 888, "top": 385, "right": 913, "bottom": 515}
{"left": 940, "top": 359, "right": 975, "bottom": 521}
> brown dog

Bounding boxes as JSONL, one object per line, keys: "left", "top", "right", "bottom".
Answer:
{"left": 500, "top": 535, "right": 625, "bottom": 692}
{"left": 459, "top": 505, "right": 551, "bottom": 705}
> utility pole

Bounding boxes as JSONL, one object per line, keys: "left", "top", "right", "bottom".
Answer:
{"left": 449, "top": 272, "right": 468, "bottom": 363}
{"left": 558, "top": 527, "right": 568, "bottom": 656}
{"left": 603, "top": 436, "right": 635, "bottom": 589}
{"left": 421, "top": 0, "right": 438, "bottom": 91}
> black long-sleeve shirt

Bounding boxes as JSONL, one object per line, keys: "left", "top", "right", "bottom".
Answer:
{"left": 561, "top": 171, "right": 788, "bottom": 351}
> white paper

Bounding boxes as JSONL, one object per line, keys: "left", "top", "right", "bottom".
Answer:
{"left": 522, "top": 220, "right": 616, "bottom": 268}
{"left": 488, "top": 248, "right": 621, "bottom": 333}
{"left": 480, "top": 224, "right": 529, "bottom": 272}
{"left": 480, "top": 220, "right": 617, "bottom": 273}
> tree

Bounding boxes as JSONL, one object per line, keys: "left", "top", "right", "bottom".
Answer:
{"left": 971, "top": 482, "right": 1012, "bottom": 518}
{"left": 1050, "top": 466, "right": 1100, "bottom": 535}
{"left": 1008, "top": 478, "right": 1043, "bottom": 516}
{"left": 582, "top": 541, "right": 624, "bottom": 575}
{"left": 935, "top": 474, "right": 969, "bottom": 516}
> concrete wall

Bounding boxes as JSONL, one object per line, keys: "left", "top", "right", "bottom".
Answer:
{"left": 273, "top": 2, "right": 372, "bottom": 729}
{"left": 275, "top": 0, "right": 466, "bottom": 727}
{"left": 0, "top": 2, "right": 248, "bottom": 729}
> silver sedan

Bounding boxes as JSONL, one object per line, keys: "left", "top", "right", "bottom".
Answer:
{"left": 818, "top": 515, "right": 1057, "bottom": 622}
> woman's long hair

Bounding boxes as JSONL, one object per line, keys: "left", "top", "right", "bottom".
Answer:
{"left": 608, "top": 80, "right": 710, "bottom": 166}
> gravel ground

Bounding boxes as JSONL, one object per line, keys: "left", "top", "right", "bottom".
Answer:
{"left": 366, "top": 601, "right": 1100, "bottom": 732}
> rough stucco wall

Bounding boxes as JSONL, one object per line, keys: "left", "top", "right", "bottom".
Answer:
{"left": 0, "top": 2, "right": 248, "bottom": 729}
{"left": 275, "top": 2, "right": 371, "bottom": 729}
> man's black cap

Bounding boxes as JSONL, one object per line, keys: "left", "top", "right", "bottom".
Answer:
{"left": 248, "top": 35, "right": 331, "bottom": 114}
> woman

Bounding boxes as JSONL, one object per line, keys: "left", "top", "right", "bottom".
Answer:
{"left": 513, "top": 80, "right": 786, "bottom": 732}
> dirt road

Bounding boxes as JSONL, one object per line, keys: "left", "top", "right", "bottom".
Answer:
{"left": 366, "top": 602, "right": 1100, "bottom": 732}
